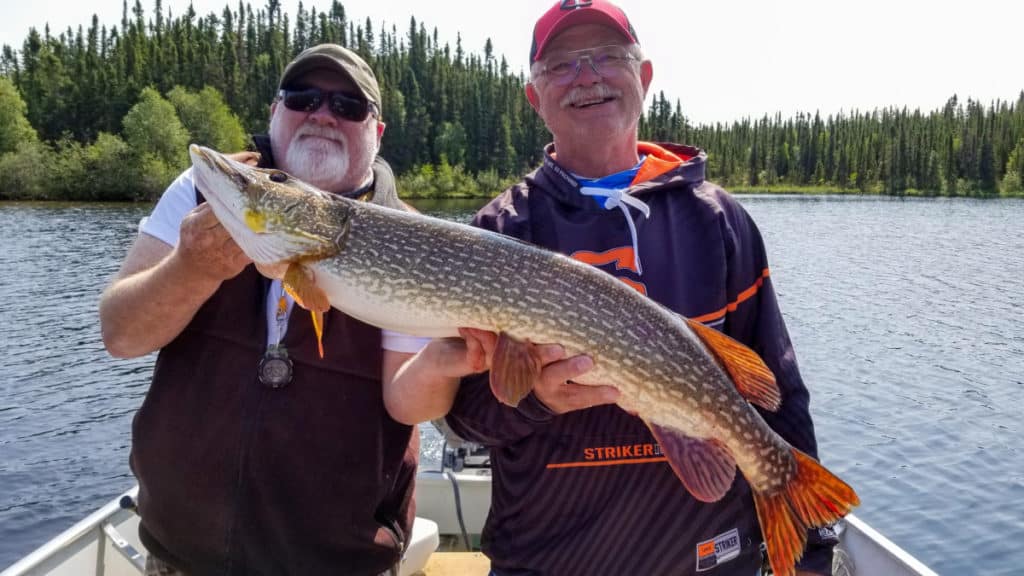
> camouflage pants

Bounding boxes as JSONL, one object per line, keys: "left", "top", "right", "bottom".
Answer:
{"left": 144, "top": 554, "right": 187, "bottom": 576}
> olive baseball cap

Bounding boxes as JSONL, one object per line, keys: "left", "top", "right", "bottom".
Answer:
{"left": 278, "top": 44, "right": 382, "bottom": 111}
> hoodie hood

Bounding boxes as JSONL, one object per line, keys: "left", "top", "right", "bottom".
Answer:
{"left": 526, "top": 141, "right": 709, "bottom": 211}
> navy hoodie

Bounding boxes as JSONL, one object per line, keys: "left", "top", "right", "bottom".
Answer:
{"left": 446, "top": 142, "right": 836, "bottom": 576}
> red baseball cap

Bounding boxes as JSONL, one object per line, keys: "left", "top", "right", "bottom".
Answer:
{"left": 530, "top": 0, "right": 639, "bottom": 62}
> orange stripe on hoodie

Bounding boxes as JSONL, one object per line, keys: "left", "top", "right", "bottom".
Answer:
{"left": 691, "top": 268, "right": 771, "bottom": 324}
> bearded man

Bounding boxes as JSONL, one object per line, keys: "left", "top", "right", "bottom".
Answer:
{"left": 100, "top": 45, "right": 422, "bottom": 576}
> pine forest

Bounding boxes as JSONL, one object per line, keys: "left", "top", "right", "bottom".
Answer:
{"left": 1, "top": 0, "right": 1022, "bottom": 200}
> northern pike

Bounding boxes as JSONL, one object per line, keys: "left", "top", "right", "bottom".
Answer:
{"left": 189, "top": 144, "right": 858, "bottom": 576}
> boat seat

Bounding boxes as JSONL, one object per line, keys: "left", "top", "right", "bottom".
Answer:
{"left": 398, "top": 517, "right": 440, "bottom": 576}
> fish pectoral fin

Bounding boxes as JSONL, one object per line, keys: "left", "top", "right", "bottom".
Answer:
{"left": 283, "top": 263, "right": 330, "bottom": 359}
{"left": 489, "top": 332, "right": 543, "bottom": 408}
{"left": 752, "top": 448, "right": 860, "bottom": 576}
{"left": 685, "top": 318, "right": 781, "bottom": 411}
{"left": 282, "top": 263, "right": 331, "bottom": 313}
{"left": 646, "top": 422, "right": 736, "bottom": 502}
{"left": 309, "top": 310, "right": 325, "bottom": 359}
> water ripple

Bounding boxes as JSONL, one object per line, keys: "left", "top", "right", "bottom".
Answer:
{"left": 2, "top": 198, "right": 1023, "bottom": 574}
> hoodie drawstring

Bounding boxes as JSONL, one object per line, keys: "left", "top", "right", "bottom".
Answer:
{"left": 578, "top": 186, "right": 650, "bottom": 275}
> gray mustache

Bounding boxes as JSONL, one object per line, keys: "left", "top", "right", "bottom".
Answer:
{"left": 560, "top": 84, "right": 622, "bottom": 108}
{"left": 295, "top": 124, "right": 346, "bottom": 141}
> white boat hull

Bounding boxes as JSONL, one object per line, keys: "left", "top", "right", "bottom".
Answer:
{"left": 834, "top": 514, "right": 937, "bottom": 576}
{"left": 1, "top": 487, "right": 144, "bottom": 576}
{"left": 0, "top": 485, "right": 438, "bottom": 576}
{"left": 2, "top": 470, "right": 933, "bottom": 576}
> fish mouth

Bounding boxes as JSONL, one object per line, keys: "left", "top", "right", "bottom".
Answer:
{"left": 188, "top": 145, "right": 273, "bottom": 260}
{"left": 187, "top": 144, "right": 339, "bottom": 266}
{"left": 189, "top": 145, "right": 249, "bottom": 208}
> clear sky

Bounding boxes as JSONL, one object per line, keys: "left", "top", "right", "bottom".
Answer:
{"left": 2, "top": 0, "right": 1021, "bottom": 125}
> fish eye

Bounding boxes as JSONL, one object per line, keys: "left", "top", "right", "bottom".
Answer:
{"left": 269, "top": 171, "right": 289, "bottom": 183}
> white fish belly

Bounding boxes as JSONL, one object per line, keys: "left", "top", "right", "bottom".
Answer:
{"left": 313, "top": 264, "right": 461, "bottom": 338}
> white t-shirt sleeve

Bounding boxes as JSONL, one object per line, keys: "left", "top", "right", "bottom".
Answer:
{"left": 382, "top": 330, "right": 431, "bottom": 353}
{"left": 139, "top": 168, "right": 198, "bottom": 247}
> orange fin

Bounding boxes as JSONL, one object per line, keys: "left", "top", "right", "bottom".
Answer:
{"left": 647, "top": 422, "right": 736, "bottom": 502}
{"left": 283, "top": 263, "right": 330, "bottom": 359}
{"left": 310, "top": 311, "right": 325, "bottom": 359}
{"left": 489, "top": 332, "right": 543, "bottom": 407}
{"left": 686, "top": 318, "right": 780, "bottom": 411}
{"left": 282, "top": 263, "right": 331, "bottom": 313}
{"left": 752, "top": 448, "right": 860, "bottom": 576}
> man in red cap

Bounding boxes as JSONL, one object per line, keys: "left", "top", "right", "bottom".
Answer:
{"left": 388, "top": 2, "right": 837, "bottom": 575}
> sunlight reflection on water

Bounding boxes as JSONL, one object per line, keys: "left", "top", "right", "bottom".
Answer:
{"left": 1, "top": 197, "right": 1021, "bottom": 574}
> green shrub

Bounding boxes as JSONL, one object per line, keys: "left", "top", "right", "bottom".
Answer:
{"left": 0, "top": 141, "right": 54, "bottom": 200}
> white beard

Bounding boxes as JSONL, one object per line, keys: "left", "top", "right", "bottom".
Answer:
{"left": 271, "top": 122, "right": 352, "bottom": 191}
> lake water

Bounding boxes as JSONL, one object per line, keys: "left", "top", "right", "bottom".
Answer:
{"left": 1, "top": 196, "right": 1022, "bottom": 574}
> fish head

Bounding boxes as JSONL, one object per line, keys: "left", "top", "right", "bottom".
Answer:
{"left": 188, "top": 144, "right": 352, "bottom": 265}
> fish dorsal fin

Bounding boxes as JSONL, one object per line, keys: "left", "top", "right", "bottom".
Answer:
{"left": 647, "top": 422, "right": 736, "bottom": 502}
{"left": 489, "top": 332, "right": 544, "bottom": 407}
{"left": 685, "top": 318, "right": 781, "bottom": 412}
{"left": 283, "top": 263, "right": 331, "bottom": 358}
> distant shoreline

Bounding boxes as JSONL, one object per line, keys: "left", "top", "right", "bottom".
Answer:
{"left": 3, "top": 188, "right": 1022, "bottom": 204}
{"left": 723, "top": 186, "right": 1024, "bottom": 198}
{"left": 398, "top": 184, "right": 1024, "bottom": 199}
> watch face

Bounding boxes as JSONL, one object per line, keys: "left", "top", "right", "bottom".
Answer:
{"left": 258, "top": 347, "right": 293, "bottom": 388}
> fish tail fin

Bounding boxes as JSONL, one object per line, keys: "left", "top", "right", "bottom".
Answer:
{"left": 753, "top": 448, "right": 859, "bottom": 576}
{"left": 752, "top": 489, "right": 804, "bottom": 576}
{"left": 785, "top": 449, "right": 860, "bottom": 527}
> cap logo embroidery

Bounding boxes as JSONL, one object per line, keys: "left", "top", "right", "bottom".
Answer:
{"left": 560, "top": 0, "right": 593, "bottom": 10}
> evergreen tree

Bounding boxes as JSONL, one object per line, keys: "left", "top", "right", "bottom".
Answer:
{"left": 0, "top": 0, "right": 1019, "bottom": 199}
{"left": 1002, "top": 139, "right": 1024, "bottom": 194}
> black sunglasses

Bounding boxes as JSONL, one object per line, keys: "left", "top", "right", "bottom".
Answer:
{"left": 277, "top": 88, "right": 378, "bottom": 122}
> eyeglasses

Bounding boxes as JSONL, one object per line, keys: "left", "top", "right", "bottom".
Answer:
{"left": 535, "top": 45, "right": 639, "bottom": 86}
{"left": 277, "top": 88, "right": 379, "bottom": 122}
